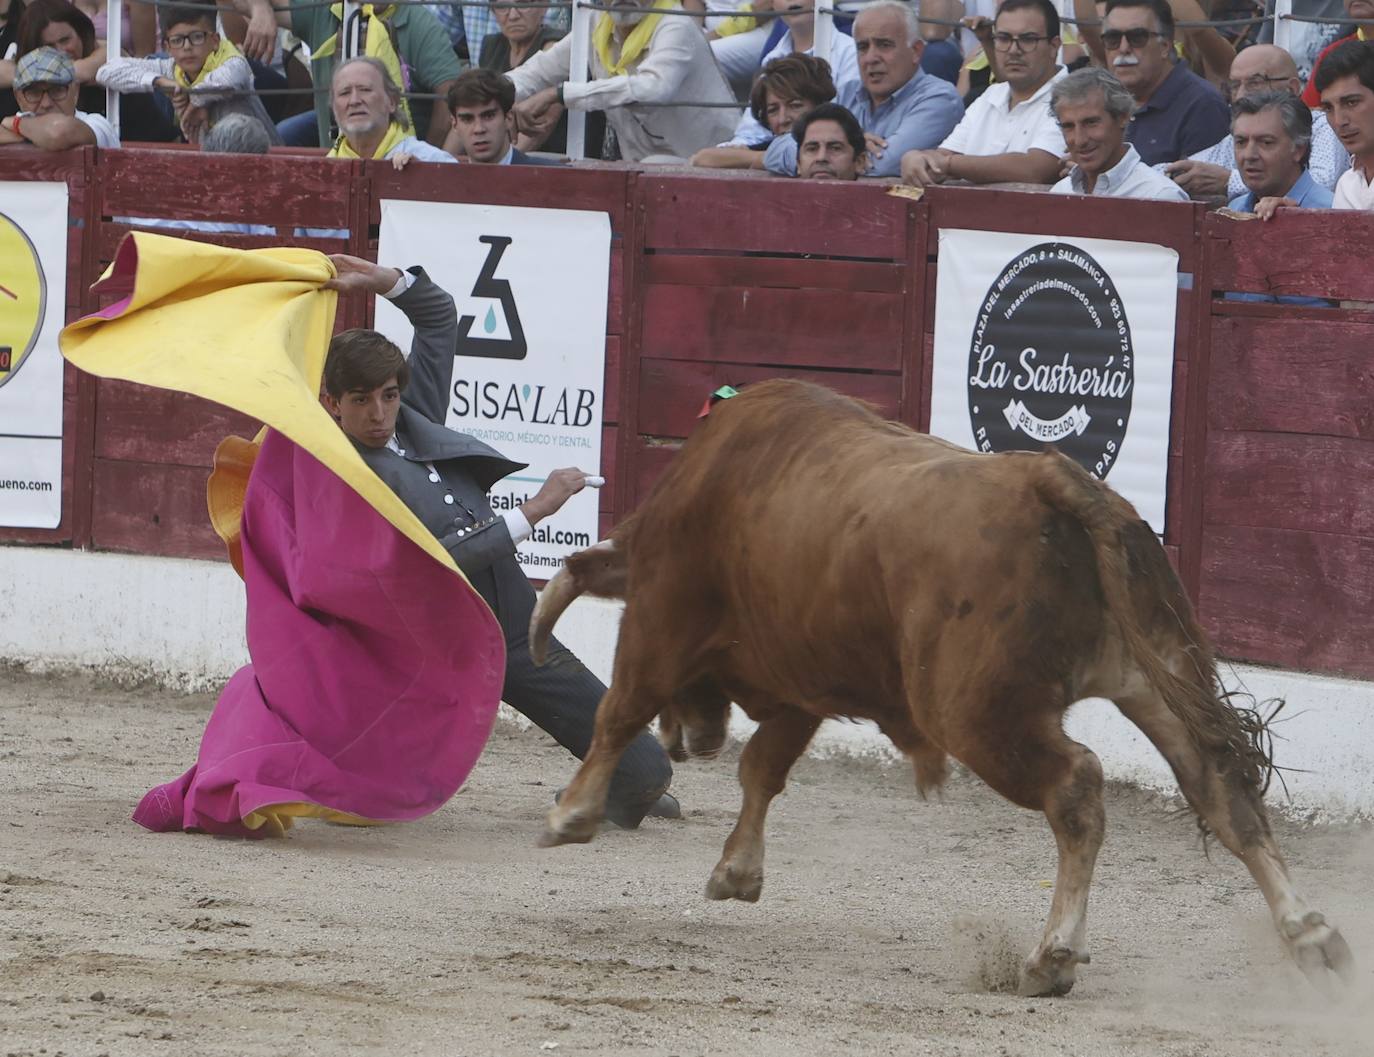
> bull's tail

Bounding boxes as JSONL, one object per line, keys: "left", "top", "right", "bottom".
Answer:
{"left": 1031, "top": 454, "right": 1275, "bottom": 811}
{"left": 529, "top": 540, "right": 628, "bottom": 666}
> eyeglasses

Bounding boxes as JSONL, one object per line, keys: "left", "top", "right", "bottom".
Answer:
{"left": 1100, "top": 28, "right": 1167, "bottom": 50}
{"left": 17, "top": 82, "right": 69, "bottom": 102}
{"left": 992, "top": 31, "right": 1051, "bottom": 51}
{"left": 1225, "top": 74, "right": 1291, "bottom": 96}
{"left": 164, "top": 30, "right": 211, "bottom": 48}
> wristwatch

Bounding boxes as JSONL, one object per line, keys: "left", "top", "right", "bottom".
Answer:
{"left": 556, "top": 82, "right": 566, "bottom": 105}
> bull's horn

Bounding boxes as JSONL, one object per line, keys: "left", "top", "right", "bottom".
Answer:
{"left": 528, "top": 540, "right": 615, "bottom": 666}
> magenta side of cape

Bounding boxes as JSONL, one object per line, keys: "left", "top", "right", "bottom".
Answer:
{"left": 133, "top": 430, "right": 506, "bottom": 836}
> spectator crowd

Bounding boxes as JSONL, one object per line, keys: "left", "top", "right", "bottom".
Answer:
{"left": 0, "top": 0, "right": 1371, "bottom": 218}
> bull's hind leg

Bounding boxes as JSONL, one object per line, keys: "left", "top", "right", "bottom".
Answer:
{"left": 1114, "top": 687, "right": 1355, "bottom": 990}
{"left": 952, "top": 699, "right": 1105, "bottom": 997}
{"left": 706, "top": 708, "right": 821, "bottom": 902}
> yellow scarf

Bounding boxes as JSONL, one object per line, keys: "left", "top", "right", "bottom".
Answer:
{"left": 327, "top": 119, "right": 409, "bottom": 159}
{"left": 715, "top": 2, "right": 757, "bottom": 39}
{"left": 313, "top": 3, "right": 413, "bottom": 129}
{"left": 593, "top": 0, "right": 675, "bottom": 77}
{"left": 174, "top": 35, "right": 241, "bottom": 91}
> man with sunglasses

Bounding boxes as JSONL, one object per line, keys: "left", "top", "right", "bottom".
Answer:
{"left": 0, "top": 44, "right": 116, "bottom": 149}
{"left": 900, "top": 0, "right": 1066, "bottom": 186}
{"left": 1086, "top": 0, "right": 1229, "bottom": 165}
{"left": 1163, "top": 44, "right": 1350, "bottom": 198}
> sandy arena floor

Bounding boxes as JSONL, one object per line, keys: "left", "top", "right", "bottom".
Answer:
{"left": 1, "top": 669, "right": 1372, "bottom": 1057}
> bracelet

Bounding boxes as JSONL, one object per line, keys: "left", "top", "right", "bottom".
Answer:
{"left": 556, "top": 82, "right": 565, "bottom": 106}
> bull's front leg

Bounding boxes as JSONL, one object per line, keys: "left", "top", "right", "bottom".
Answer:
{"left": 707, "top": 708, "right": 820, "bottom": 902}
{"left": 539, "top": 683, "right": 665, "bottom": 847}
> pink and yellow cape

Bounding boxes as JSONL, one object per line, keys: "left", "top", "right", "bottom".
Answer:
{"left": 60, "top": 233, "right": 505, "bottom": 837}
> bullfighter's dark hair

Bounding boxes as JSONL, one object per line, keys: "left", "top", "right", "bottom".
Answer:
{"left": 748, "top": 53, "right": 836, "bottom": 125}
{"left": 995, "top": 0, "right": 1060, "bottom": 40}
{"left": 791, "top": 102, "right": 866, "bottom": 159}
{"left": 1103, "top": 0, "right": 1175, "bottom": 40}
{"left": 324, "top": 329, "right": 411, "bottom": 398}
{"left": 160, "top": 1, "right": 217, "bottom": 32}
{"left": 447, "top": 68, "right": 517, "bottom": 115}
{"left": 1313, "top": 38, "right": 1374, "bottom": 97}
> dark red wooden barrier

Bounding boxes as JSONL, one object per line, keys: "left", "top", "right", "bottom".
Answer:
{"left": 2, "top": 147, "right": 1372, "bottom": 682}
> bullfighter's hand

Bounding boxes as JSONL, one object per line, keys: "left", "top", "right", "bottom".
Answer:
{"left": 1164, "top": 159, "right": 1228, "bottom": 198}
{"left": 1253, "top": 195, "right": 1297, "bottom": 221}
{"left": 520, "top": 467, "right": 590, "bottom": 526}
{"left": 323, "top": 255, "right": 405, "bottom": 295}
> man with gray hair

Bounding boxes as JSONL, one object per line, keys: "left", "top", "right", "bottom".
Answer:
{"left": 1224, "top": 92, "right": 1331, "bottom": 304}
{"left": 1227, "top": 92, "right": 1333, "bottom": 217}
{"left": 1049, "top": 66, "right": 1187, "bottom": 200}
{"left": 201, "top": 112, "right": 273, "bottom": 154}
{"left": 765, "top": 0, "right": 963, "bottom": 177}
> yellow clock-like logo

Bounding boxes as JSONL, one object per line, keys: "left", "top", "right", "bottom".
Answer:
{"left": 0, "top": 210, "right": 48, "bottom": 392}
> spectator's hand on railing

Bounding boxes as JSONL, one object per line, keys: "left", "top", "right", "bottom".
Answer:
{"left": 390, "top": 152, "right": 416, "bottom": 171}
{"left": 323, "top": 255, "right": 405, "bottom": 296}
{"left": 1164, "top": 159, "right": 1229, "bottom": 198}
{"left": 243, "top": 4, "right": 280, "bottom": 63}
{"left": 180, "top": 105, "right": 210, "bottom": 144}
{"left": 515, "top": 87, "right": 563, "bottom": 140}
{"left": 901, "top": 149, "right": 949, "bottom": 187}
{"left": 1253, "top": 196, "right": 1298, "bottom": 222}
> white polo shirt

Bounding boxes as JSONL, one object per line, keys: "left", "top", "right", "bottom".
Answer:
{"left": 1333, "top": 165, "right": 1374, "bottom": 211}
{"left": 940, "top": 67, "right": 1067, "bottom": 159}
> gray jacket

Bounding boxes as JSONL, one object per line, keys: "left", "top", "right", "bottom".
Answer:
{"left": 353, "top": 270, "right": 536, "bottom": 638}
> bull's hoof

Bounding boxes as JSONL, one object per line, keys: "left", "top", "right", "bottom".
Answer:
{"left": 685, "top": 721, "right": 729, "bottom": 761}
{"left": 536, "top": 806, "right": 601, "bottom": 848}
{"left": 1018, "top": 945, "right": 1090, "bottom": 997}
{"left": 1283, "top": 910, "right": 1357, "bottom": 997}
{"left": 705, "top": 862, "right": 763, "bottom": 902}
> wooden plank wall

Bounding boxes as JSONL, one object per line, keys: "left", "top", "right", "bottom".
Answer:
{"left": 629, "top": 174, "right": 916, "bottom": 505}
{"left": 1197, "top": 211, "right": 1374, "bottom": 678}
{"left": 4, "top": 148, "right": 1374, "bottom": 682}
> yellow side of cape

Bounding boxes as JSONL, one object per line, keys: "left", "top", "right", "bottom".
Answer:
{"left": 60, "top": 233, "right": 466, "bottom": 580}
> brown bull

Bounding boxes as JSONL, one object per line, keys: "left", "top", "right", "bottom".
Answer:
{"left": 530, "top": 379, "right": 1353, "bottom": 996}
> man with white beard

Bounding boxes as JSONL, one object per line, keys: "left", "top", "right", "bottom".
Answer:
{"left": 1089, "top": 0, "right": 1229, "bottom": 165}
{"left": 507, "top": 0, "right": 738, "bottom": 162}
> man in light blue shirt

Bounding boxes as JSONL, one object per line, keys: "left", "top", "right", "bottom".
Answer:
{"left": 765, "top": 0, "right": 963, "bottom": 177}
{"left": 1224, "top": 91, "right": 1333, "bottom": 306}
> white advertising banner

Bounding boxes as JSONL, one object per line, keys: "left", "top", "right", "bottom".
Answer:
{"left": 929, "top": 228, "right": 1179, "bottom": 535}
{"left": 375, "top": 199, "right": 611, "bottom": 578}
{"left": 0, "top": 181, "right": 68, "bottom": 529}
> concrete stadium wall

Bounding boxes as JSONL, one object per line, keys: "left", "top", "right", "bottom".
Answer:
{"left": 5, "top": 545, "right": 1372, "bottom": 822}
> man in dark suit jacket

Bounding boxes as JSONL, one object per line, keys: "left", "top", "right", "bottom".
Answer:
{"left": 443, "top": 67, "right": 566, "bottom": 165}
{"left": 321, "top": 255, "right": 676, "bottom": 828}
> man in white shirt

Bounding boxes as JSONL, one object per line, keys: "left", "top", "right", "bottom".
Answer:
{"left": 1049, "top": 66, "right": 1188, "bottom": 200}
{"left": 508, "top": 0, "right": 738, "bottom": 162}
{"left": 901, "top": 0, "right": 1065, "bottom": 186}
{"left": 0, "top": 46, "right": 118, "bottom": 150}
{"left": 1314, "top": 39, "right": 1374, "bottom": 209}
{"left": 1164, "top": 44, "right": 1350, "bottom": 198}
